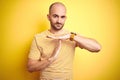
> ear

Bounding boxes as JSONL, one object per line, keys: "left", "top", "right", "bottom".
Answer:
{"left": 47, "top": 14, "right": 50, "bottom": 21}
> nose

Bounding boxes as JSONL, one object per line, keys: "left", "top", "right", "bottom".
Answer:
{"left": 57, "top": 17, "right": 61, "bottom": 23}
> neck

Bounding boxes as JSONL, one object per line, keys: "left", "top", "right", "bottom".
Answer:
{"left": 49, "top": 28, "right": 64, "bottom": 34}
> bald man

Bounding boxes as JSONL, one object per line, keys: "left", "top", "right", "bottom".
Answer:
{"left": 27, "top": 2, "right": 101, "bottom": 80}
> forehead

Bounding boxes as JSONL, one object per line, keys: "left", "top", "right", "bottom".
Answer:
{"left": 50, "top": 4, "right": 66, "bottom": 15}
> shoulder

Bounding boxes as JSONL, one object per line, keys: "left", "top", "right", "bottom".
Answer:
{"left": 34, "top": 30, "right": 48, "bottom": 38}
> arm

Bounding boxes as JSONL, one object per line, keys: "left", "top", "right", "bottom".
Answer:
{"left": 47, "top": 33, "right": 101, "bottom": 52}
{"left": 27, "top": 58, "right": 51, "bottom": 72}
{"left": 27, "top": 39, "right": 61, "bottom": 72}
{"left": 74, "top": 34, "right": 101, "bottom": 52}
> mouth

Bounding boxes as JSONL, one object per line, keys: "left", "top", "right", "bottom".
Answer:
{"left": 56, "top": 23, "right": 62, "bottom": 27}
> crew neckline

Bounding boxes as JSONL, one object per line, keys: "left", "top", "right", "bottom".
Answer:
{"left": 46, "top": 29, "right": 70, "bottom": 36}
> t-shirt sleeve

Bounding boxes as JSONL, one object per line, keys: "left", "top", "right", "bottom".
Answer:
{"left": 28, "top": 37, "right": 41, "bottom": 60}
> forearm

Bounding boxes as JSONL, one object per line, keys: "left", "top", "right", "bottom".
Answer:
{"left": 28, "top": 59, "right": 51, "bottom": 72}
{"left": 74, "top": 35, "right": 101, "bottom": 52}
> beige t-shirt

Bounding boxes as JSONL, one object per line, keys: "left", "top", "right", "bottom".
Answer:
{"left": 28, "top": 30, "right": 77, "bottom": 80}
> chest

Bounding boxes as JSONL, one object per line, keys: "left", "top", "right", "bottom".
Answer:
{"left": 36, "top": 38, "right": 76, "bottom": 58}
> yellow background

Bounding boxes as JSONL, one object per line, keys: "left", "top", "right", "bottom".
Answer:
{"left": 0, "top": 0, "right": 120, "bottom": 80}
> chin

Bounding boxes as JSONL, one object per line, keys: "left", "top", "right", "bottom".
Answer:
{"left": 56, "top": 26, "right": 63, "bottom": 30}
{"left": 51, "top": 24, "right": 64, "bottom": 30}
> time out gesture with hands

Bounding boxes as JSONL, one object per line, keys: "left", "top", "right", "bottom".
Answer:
{"left": 47, "top": 32, "right": 101, "bottom": 52}
{"left": 28, "top": 32, "right": 101, "bottom": 72}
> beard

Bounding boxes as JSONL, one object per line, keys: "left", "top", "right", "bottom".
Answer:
{"left": 51, "top": 22, "right": 64, "bottom": 31}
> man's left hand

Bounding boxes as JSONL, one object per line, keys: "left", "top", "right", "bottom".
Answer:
{"left": 47, "top": 34, "right": 70, "bottom": 40}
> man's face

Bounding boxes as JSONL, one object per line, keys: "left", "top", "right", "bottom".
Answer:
{"left": 48, "top": 4, "right": 66, "bottom": 31}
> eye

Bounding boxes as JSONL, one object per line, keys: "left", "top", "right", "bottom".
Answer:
{"left": 53, "top": 14, "right": 58, "bottom": 18}
{"left": 61, "top": 16, "right": 66, "bottom": 18}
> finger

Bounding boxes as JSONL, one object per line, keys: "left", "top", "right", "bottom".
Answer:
{"left": 49, "top": 39, "right": 62, "bottom": 61}
{"left": 53, "top": 40, "right": 61, "bottom": 58}
{"left": 47, "top": 35, "right": 57, "bottom": 39}
{"left": 55, "top": 42, "right": 61, "bottom": 52}
{"left": 48, "top": 57, "right": 54, "bottom": 63}
{"left": 59, "top": 34, "right": 70, "bottom": 39}
{"left": 57, "top": 39, "right": 62, "bottom": 46}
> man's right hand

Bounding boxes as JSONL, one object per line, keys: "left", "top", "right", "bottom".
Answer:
{"left": 48, "top": 39, "right": 62, "bottom": 63}
{"left": 27, "top": 39, "right": 62, "bottom": 72}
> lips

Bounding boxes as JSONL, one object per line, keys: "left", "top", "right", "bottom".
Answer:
{"left": 56, "top": 23, "right": 62, "bottom": 25}
{"left": 55, "top": 23, "right": 61, "bottom": 26}
{"left": 56, "top": 24, "right": 62, "bottom": 27}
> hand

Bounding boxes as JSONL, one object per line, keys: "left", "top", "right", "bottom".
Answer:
{"left": 47, "top": 34, "right": 70, "bottom": 40}
{"left": 48, "top": 39, "right": 62, "bottom": 62}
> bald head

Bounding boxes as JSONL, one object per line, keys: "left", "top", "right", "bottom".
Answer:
{"left": 47, "top": 2, "right": 67, "bottom": 31}
{"left": 49, "top": 2, "right": 66, "bottom": 14}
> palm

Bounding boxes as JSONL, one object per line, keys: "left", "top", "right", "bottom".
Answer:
{"left": 47, "top": 34, "right": 70, "bottom": 40}
{"left": 48, "top": 39, "right": 61, "bottom": 62}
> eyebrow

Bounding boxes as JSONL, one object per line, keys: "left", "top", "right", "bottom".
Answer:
{"left": 53, "top": 14, "right": 58, "bottom": 16}
{"left": 61, "top": 15, "right": 66, "bottom": 18}
{"left": 52, "top": 14, "right": 66, "bottom": 17}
